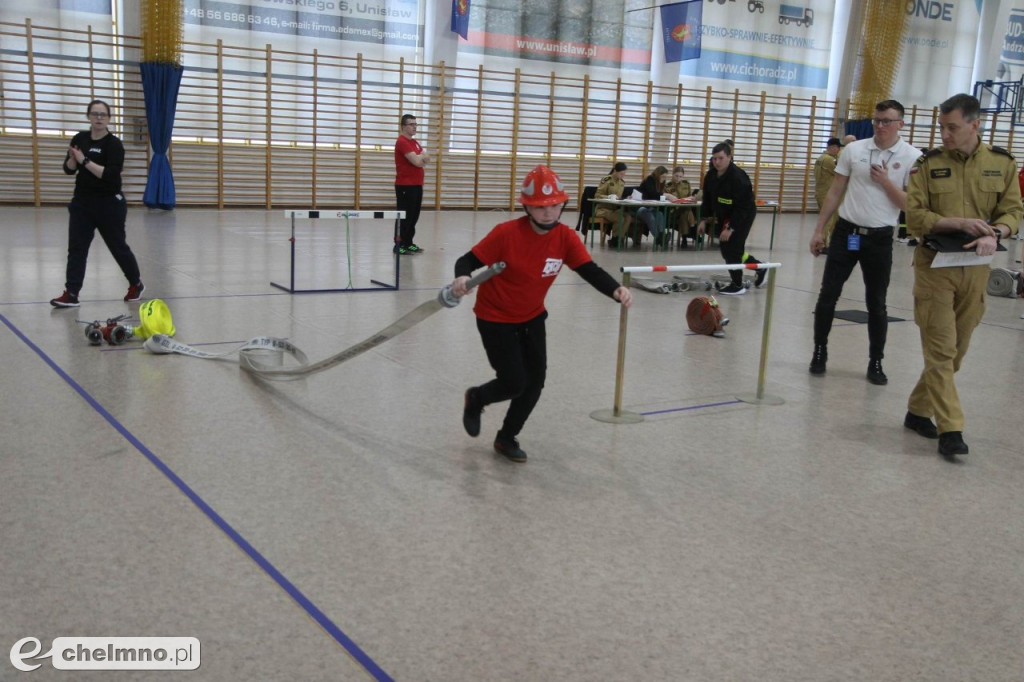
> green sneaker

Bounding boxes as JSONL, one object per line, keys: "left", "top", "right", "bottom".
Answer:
{"left": 406, "top": 243, "right": 424, "bottom": 253}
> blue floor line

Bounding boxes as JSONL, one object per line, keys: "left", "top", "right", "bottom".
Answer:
{"left": 1, "top": 312, "right": 394, "bottom": 682}
{"left": 641, "top": 398, "right": 743, "bottom": 416}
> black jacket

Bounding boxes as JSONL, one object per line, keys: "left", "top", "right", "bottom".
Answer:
{"left": 639, "top": 174, "right": 663, "bottom": 201}
{"left": 701, "top": 162, "right": 755, "bottom": 223}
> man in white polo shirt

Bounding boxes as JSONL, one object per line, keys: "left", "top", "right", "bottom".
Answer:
{"left": 807, "top": 99, "right": 920, "bottom": 385}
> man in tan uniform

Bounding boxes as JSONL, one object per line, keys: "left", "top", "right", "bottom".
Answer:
{"left": 814, "top": 138, "right": 841, "bottom": 245}
{"left": 904, "top": 93, "right": 1022, "bottom": 461}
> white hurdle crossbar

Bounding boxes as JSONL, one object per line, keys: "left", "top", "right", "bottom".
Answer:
{"left": 591, "top": 262, "right": 784, "bottom": 424}
{"left": 271, "top": 209, "right": 406, "bottom": 294}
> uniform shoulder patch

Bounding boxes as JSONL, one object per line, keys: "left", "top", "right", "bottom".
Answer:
{"left": 991, "top": 145, "right": 1015, "bottom": 160}
{"left": 915, "top": 148, "right": 941, "bottom": 166}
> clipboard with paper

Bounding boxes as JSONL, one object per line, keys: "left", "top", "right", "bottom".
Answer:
{"left": 923, "top": 231, "right": 1006, "bottom": 268}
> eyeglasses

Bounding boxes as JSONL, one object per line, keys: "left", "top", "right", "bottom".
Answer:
{"left": 871, "top": 118, "right": 902, "bottom": 127}
{"left": 88, "top": 112, "right": 109, "bottom": 119}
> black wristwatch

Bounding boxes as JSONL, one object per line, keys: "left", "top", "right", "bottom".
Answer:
{"left": 81, "top": 157, "right": 90, "bottom": 167}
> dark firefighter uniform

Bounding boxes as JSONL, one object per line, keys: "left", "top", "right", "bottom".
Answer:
{"left": 905, "top": 141, "right": 1022, "bottom": 434}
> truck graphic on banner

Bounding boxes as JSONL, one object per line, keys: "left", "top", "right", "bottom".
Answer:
{"left": 779, "top": 4, "right": 814, "bottom": 27}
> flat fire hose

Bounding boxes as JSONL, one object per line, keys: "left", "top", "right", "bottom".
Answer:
{"left": 986, "top": 267, "right": 1021, "bottom": 298}
{"left": 143, "top": 262, "right": 506, "bottom": 380}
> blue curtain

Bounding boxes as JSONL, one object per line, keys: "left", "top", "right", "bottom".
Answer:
{"left": 140, "top": 62, "right": 184, "bottom": 210}
{"left": 844, "top": 119, "right": 873, "bottom": 141}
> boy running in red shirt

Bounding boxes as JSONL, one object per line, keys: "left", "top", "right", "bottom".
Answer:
{"left": 451, "top": 165, "right": 633, "bottom": 463}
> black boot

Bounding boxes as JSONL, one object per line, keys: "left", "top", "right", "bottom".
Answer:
{"left": 809, "top": 345, "right": 827, "bottom": 375}
{"left": 904, "top": 412, "right": 938, "bottom": 439}
{"left": 866, "top": 359, "right": 888, "bottom": 385}
{"left": 938, "top": 431, "right": 968, "bottom": 461}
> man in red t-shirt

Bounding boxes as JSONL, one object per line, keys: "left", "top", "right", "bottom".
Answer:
{"left": 394, "top": 114, "right": 430, "bottom": 254}
{"left": 450, "top": 165, "right": 633, "bottom": 463}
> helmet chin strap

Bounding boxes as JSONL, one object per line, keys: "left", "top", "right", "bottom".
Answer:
{"left": 527, "top": 204, "right": 565, "bottom": 231}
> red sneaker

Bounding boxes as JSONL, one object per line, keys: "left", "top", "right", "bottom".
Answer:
{"left": 125, "top": 281, "right": 145, "bottom": 302}
{"left": 50, "top": 290, "right": 80, "bottom": 308}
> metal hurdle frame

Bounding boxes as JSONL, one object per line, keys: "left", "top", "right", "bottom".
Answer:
{"left": 591, "top": 262, "right": 784, "bottom": 424}
{"left": 271, "top": 210, "right": 405, "bottom": 294}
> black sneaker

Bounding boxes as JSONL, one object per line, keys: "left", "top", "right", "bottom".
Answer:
{"left": 718, "top": 282, "right": 746, "bottom": 296}
{"left": 938, "top": 431, "right": 969, "bottom": 461}
{"left": 754, "top": 267, "right": 767, "bottom": 288}
{"left": 904, "top": 412, "right": 938, "bottom": 439}
{"left": 866, "top": 359, "right": 888, "bottom": 385}
{"left": 50, "top": 290, "right": 80, "bottom": 308}
{"left": 809, "top": 345, "right": 827, "bottom": 375}
{"left": 462, "top": 388, "right": 483, "bottom": 437}
{"left": 494, "top": 434, "right": 527, "bottom": 463}
{"left": 607, "top": 236, "right": 620, "bottom": 248}
{"left": 406, "top": 244, "right": 424, "bottom": 254}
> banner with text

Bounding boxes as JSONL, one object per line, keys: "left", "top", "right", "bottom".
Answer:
{"left": 892, "top": 0, "right": 984, "bottom": 107}
{"left": 677, "top": 0, "right": 833, "bottom": 91}
{"left": 457, "top": 0, "right": 654, "bottom": 69}
{"left": 0, "top": 0, "right": 111, "bottom": 26}
{"left": 182, "top": 0, "right": 422, "bottom": 48}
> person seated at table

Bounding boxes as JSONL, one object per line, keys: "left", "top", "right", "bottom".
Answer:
{"left": 663, "top": 165, "right": 699, "bottom": 248}
{"left": 594, "top": 162, "right": 636, "bottom": 248}
{"left": 635, "top": 165, "right": 671, "bottom": 247}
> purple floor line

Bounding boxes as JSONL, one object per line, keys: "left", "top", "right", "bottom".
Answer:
{"left": 641, "top": 398, "right": 743, "bottom": 416}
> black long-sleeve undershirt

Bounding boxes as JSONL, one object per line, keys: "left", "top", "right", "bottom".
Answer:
{"left": 454, "top": 251, "right": 620, "bottom": 300}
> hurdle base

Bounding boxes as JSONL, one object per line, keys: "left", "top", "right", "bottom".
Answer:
{"left": 590, "top": 408, "right": 644, "bottom": 424}
{"left": 735, "top": 392, "right": 785, "bottom": 406}
{"left": 270, "top": 280, "right": 397, "bottom": 294}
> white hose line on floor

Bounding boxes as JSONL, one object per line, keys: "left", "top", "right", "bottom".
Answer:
{"left": 143, "top": 262, "right": 506, "bottom": 381}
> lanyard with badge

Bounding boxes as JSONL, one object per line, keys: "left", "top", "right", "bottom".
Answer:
{"left": 849, "top": 149, "right": 896, "bottom": 252}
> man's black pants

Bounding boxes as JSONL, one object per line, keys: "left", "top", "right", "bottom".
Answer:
{"left": 813, "top": 219, "right": 894, "bottom": 360}
{"left": 394, "top": 185, "right": 422, "bottom": 248}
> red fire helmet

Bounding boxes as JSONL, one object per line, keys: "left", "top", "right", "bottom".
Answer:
{"left": 519, "top": 164, "right": 569, "bottom": 207}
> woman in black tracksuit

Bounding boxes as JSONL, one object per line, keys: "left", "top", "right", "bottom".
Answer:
{"left": 697, "top": 142, "right": 764, "bottom": 295}
{"left": 50, "top": 99, "right": 144, "bottom": 308}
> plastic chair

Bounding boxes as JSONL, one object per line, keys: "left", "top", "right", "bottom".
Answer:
{"left": 577, "top": 186, "right": 613, "bottom": 247}
{"left": 576, "top": 186, "right": 597, "bottom": 235}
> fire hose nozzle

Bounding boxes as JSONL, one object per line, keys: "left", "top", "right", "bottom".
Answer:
{"left": 85, "top": 325, "right": 103, "bottom": 345}
{"left": 437, "top": 261, "right": 507, "bottom": 309}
